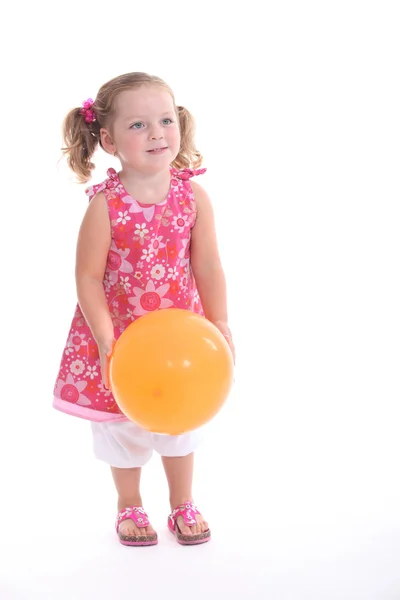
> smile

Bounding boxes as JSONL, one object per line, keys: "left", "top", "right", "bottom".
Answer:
{"left": 147, "top": 147, "right": 168, "bottom": 154}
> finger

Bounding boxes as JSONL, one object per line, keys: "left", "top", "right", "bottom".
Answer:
{"left": 103, "top": 343, "right": 115, "bottom": 387}
{"left": 100, "top": 357, "right": 109, "bottom": 389}
{"left": 104, "top": 371, "right": 109, "bottom": 389}
{"left": 104, "top": 364, "right": 110, "bottom": 389}
{"left": 105, "top": 357, "right": 110, "bottom": 389}
{"left": 106, "top": 339, "right": 116, "bottom": 357}
{"left": 102, "top": 371, "right": 109, "bottom": 389}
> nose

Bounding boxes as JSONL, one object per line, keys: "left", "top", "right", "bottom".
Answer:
{"left": 148, "top": 125, "right": 164, "bottom": 140}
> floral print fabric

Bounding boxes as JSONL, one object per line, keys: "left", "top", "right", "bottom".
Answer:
{"left": 53, "top": 167, "right": 205, "bottom": 421}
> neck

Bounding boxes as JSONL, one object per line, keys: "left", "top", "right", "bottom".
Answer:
{"left": 119, "top": 166, "right": 171, "bottom": 204}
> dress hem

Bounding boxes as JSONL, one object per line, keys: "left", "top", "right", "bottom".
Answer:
{"left": 53, "top": 397, "right": 128, "bottom": 423}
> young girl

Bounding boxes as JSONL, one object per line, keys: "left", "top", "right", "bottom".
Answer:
{"left": 53, "top": 72, "right": 234, "bottom": 547}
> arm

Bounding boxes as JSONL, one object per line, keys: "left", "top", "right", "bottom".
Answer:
{"left": 75, "top": 192, "right": 114, "bottom": 385}
{"left": 190, "top": 181, "right": 234, "bottom": 357}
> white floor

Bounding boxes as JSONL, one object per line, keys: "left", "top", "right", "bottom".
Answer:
{"left": 2, "top": 374, "right": 400, "bottom": 600}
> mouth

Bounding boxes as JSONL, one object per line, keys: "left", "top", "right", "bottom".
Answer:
{"left": 147, "top": 147, "right": 168, "bottom": 154}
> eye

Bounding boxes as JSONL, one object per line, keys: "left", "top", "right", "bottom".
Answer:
{"left": 162, "top": 118, "right": 173, "bottom": 125}
{"left": 130, "top": 122, "right": 144, "bottom": 129}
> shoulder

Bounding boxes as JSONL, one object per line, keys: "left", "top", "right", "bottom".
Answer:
{"left": 190, "top": 180, "right": 213, "bottom": 212}
{"left": 190, "top": 180, "right": 206, "bottom": 194}
{"left": 80, "top": 190, "right": 110, "bottom": 233}
{"left": 85, "top": 190, "right": 108, "bottom": 212}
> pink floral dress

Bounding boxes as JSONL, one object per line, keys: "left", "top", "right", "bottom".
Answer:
{"left": 53, "top": 167, "right": 206, "bottom": 422}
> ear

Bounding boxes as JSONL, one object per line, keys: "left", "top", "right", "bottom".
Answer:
{"left": 100, "top": 128, "right": 116, "bottom": 155}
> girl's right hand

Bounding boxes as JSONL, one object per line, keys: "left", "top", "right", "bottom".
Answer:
{"left": 97, "top": 338, "right": 116, "bottom": 390}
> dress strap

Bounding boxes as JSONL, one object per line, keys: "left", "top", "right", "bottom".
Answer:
{"left": 170, "top": 167, "right": 207, "bottom": 180}
{"left": 84, "top": 168, "right": 120, "bottom": 201}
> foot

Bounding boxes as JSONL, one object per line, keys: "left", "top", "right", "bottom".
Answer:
{"left": 171, "top": 502, "right": 209, "bottom": 537}
{"left": 116, "top": 506, "right": 157, "bottom": 541}
{"left": 176, "top": 512, "right": 209, "bottom": 536}
{"left": 118, "top": 516, "right": 157, "bottom": 538}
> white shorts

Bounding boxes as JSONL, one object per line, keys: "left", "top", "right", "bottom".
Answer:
{"left": 91, "top": 421, "right": 205, "bottom": 468}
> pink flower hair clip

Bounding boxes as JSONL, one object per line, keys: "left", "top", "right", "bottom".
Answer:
{"left": 79, "top": 98, "right": 97, "bottom": 124}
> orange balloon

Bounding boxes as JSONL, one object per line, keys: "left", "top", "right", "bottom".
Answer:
{"left": 109, "top": 309, "right": 234, "bottom": 435}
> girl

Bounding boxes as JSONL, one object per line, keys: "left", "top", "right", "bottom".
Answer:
{"left": 53, "top": 72, "right": 234, "bottom": 546}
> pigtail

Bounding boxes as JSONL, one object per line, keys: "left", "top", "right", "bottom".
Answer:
{"left": 172, "top": 105, "right": 203, "bottom": 170}
{"left": 61, "top": 107, "right": 101, "bottom": 184}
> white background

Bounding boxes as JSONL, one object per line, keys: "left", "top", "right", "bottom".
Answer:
{"left": 1, "top": 1, "right": 399, "bottom": 598}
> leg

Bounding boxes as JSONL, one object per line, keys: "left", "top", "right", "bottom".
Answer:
{"left": 111, "top": 466, "right": 156, "bottom": 538}
{"left": 162, "top": 453, "right": 209, "bottom": 536}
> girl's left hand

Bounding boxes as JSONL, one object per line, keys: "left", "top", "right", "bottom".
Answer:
{"left": 213, "top": 320, "right": 235, "bottom": 364}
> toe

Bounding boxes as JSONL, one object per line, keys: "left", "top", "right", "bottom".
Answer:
{"left": 119, "top": 519, "right": 133, "bottom": 536}
{"left": 146, "top": 525, "right": 156, "bottom": 537}
{"left": 120, "top": 519, "right": 142, "bottom": 537}
{"left": 195, "top": 515, "right": 208, "bottom": 534}
{"left": 195, "top": 520, "right": 202, "bottom": 535}
{"left": 177, "top": 516, "right": 193, "bottom": 536}
{"left": 129, "top": 524, "right": 140, "bottom": 537}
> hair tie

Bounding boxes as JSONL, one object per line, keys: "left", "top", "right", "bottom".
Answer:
{"left": 79, "top": 98, "right": 97, "bottom": 124}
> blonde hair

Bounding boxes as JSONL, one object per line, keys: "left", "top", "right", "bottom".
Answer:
{"left": 62, "top": 72, "right": 203, "bottom": 183}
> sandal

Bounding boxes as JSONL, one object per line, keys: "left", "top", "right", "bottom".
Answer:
{"left": 168, "top": 502, "right": 211, "bottom": 545}
{"left": 116, "top": 506, "right": 158, "bottom": 546}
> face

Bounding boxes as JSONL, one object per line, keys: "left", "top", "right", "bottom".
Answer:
{"left": 100, "top": 85, "right": 181, "bottom": 173}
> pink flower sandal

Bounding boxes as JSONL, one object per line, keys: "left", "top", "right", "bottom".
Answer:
{"left": 116, "top": 506, "right": 158, "bottom": 546}
{"left": 168, "top": 502, "right": 211, "bottom": 545}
